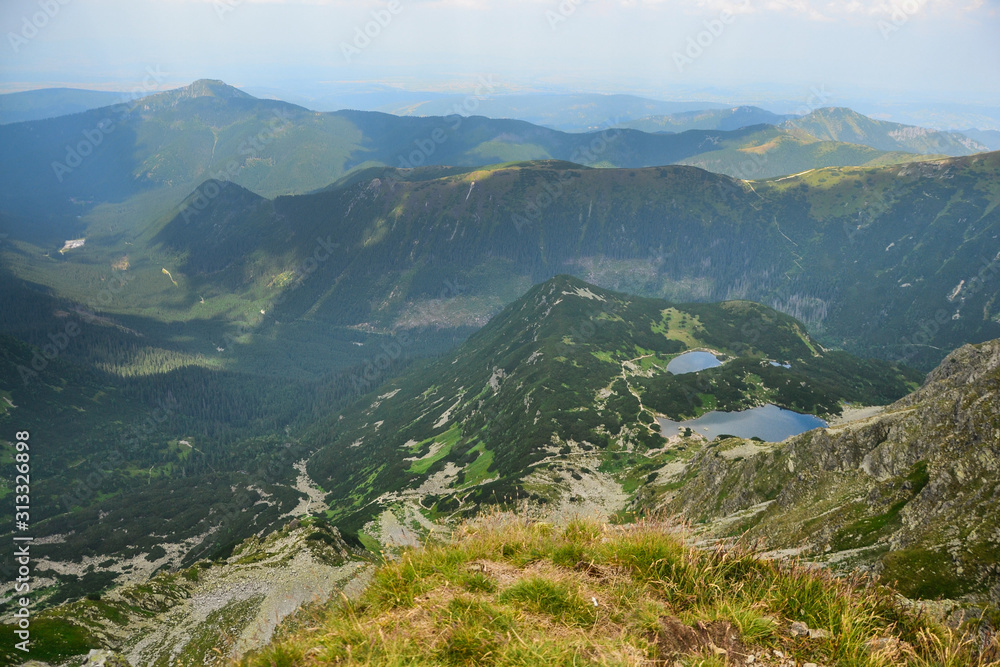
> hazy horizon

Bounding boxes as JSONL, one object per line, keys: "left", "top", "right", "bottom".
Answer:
{"left": 2, "top": 0, "right": 999, "bottom": 128}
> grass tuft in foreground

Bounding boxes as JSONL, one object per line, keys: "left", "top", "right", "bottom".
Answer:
{"left": 237, "top": 513, "right": 999, "bottom": 666}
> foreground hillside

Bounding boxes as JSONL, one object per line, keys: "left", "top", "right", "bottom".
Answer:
{"left": 3, "top": 289, "right": 999, "bottom": 664}
{"left": 242, "top": 515, "right": 998, "bottom": 667}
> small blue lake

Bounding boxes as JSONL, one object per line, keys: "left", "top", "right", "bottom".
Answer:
{"left": 667, "top": 351, "right": 722, "bottom": 375}
{"left": 657, "top": 404, "right": 827, "bottom": 442}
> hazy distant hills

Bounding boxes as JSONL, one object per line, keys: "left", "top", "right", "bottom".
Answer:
{"left": 781, "top": 107, "right": 988, "bottom": 156}
{"left": 672, "top": 124, "right": 936, "bottom": 179}
{"left": 617, "top": 105, "right": 792, "bottom": 133}
{"left": 622, "top": 106, "right": 988, "bottom": 159}
{"left": 0, "top": 87, "right": 128, "bottom": 124}
{"left": 959, "top": 127, "right": 1000, "bottom": 151}
{"left": 377, "top": 92, "right": 730, "bottom": 131}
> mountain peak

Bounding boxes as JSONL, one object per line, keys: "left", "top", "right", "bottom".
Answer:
{"left": 182, "top": 79, "right": 256, "bottom": 99}
{"left": 806, "top": 106, "right": 860, "bottom": 117}
{"left": 527, "top": 275, "right": 615, "bottom": 315}
{"left": 782, "top": 107, "right": 987, "bottom": 156}
{"left": 138, "top": 79, "right": 256, "bottom": 109}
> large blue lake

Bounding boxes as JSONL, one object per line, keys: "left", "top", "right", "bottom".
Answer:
{"left": 667, "top": 351, "right": 722, "bottom": 374}
{"left": 657, "top": 404, "right": 827, "bottom": 442}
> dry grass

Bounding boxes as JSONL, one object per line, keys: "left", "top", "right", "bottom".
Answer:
{"left": 237, "top": 512, "right": 999, "bottom": 667}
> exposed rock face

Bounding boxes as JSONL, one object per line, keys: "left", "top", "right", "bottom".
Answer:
{"left": 81, "top": 649, "right": 133, "bottom": 666}
{"left": 11, "top": 521, "right": 369, "bottom": 667}
{"left": 656, "top": 339, "right": 1000, "bottom": 605}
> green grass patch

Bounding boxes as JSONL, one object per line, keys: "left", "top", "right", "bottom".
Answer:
{"left": 408, "top": 423, "right": 463, "bottom": 475}
{"left": 461, "top": 444, "right": 496, "bottom": 487}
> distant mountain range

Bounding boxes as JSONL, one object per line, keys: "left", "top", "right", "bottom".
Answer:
{"left": 374, "top": 92, "right": 730, "bottom": 131}
{"left": 617, "top": 105, "right": 793, "bottom": 133}
{"left": 1, "top": 80, "right": 954, "bottom": 219}
{"left": 960, "top": 127, "right": 1000, "bottom": 151}
{"left": 0, "top": 87, "right": 128, "bottom": 124}
{"left": 621, "top": 105, "right": 988, "bottom": 158}
{"left": 1, "top": 79, "right": 979, "bottom": 255}
{"left": 781, "top": 107, "right": 987, "bottom": 156}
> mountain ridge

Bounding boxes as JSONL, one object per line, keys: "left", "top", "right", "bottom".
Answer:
{"left": 782, "top": 107, "right": 988, "bottom": 156}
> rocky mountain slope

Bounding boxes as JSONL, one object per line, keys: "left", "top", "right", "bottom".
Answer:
{"left": 648, "top": 338, "right": 1000, "bottom": 607}
{"left": 782, "top": 107, "right": 988, "bottom": 156}
{"left": 305, "top": 275, "right": 918, "bottom": 540}
{"left": 1, "top": 519, "right": 368, "bottom": 666}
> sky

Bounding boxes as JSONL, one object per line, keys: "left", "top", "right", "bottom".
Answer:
{"left": 2, "top": 0, "right": 999, "bottom": 120}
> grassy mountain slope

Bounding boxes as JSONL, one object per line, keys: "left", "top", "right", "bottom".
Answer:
{"left": 9, "top": 151, "right": 995, "bottom": 385}
{"left": 647, "top": 338, "right": 1000, "bottom": 607}
{"left": 782, "top": 108, "right": 988, "bottom": 156}
{"left": 3, "top": 150, "right": 996, "bottom": 411}
{"left": 242, "top": 515, "right": 998, "bottom": 667}
{"left": 305, "top": 275, "right": 917, "bottom": 536}
{"left": 4, "top": 280, "right": 995, "bottom": 663}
